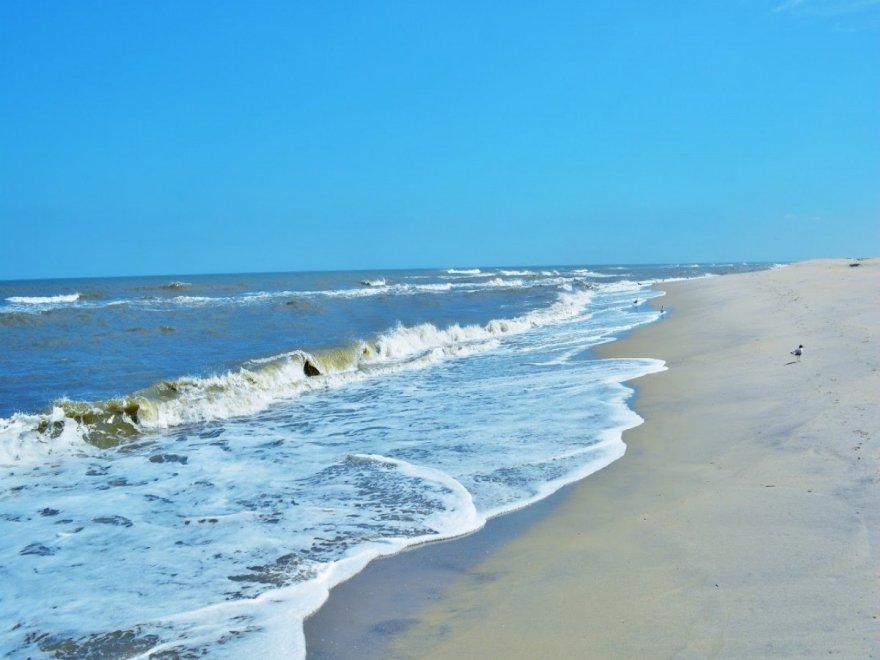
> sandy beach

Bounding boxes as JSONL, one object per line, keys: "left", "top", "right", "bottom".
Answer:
{"left": 306, "top": 259, "right": 879, "bottom": 659}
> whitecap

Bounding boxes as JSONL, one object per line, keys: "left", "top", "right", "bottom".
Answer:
{"left": 6, "top": 293, "right": 80, "bottom": 304}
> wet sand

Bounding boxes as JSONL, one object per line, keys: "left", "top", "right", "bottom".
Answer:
{"left": 305, "top": 258, "right": 879, "bottom": 659}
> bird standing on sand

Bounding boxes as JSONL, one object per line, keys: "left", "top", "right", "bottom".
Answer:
{"left": 791, "top": 344, "right": 803, "bottom": 361}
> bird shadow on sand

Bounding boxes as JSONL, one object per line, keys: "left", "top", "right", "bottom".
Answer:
{"left": 784, "top": 361, "right": 800, "bottom": 366}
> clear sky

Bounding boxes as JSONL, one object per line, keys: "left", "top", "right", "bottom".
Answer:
{"left": 1, "top": 1, "right": 878, "bottom": 279}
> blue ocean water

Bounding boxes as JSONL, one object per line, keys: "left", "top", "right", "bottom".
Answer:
{"left": 0, "top": 263, "right": 774, "bottom": 658}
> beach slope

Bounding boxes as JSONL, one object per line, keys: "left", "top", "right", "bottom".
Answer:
{"left": 367, "top": 259, "right": 880, "bottom": 658}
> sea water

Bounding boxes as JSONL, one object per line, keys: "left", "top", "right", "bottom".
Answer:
{"left": 0, "top": 263, "right": 773, "bottom": 658}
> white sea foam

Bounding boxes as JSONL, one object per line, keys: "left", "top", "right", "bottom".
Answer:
{"left": 95, "top": 290, "right": 296, "bottom": 311}
{"left": 132, "top": 355, "right": 666, "bottom": 660}
{"left": 446, "top": 268, "right": 481, "bottom": 274}
{"left": 571, "top": 269, "right": 618, "bottom": 278}
{"left": 99, "top": 451, "right": 487, "bottom": 660}
{"left": 411, "top": 282, "right": 453, "bottom": 292}
{"left": 6, "top": 293, "right": 81, "bottom": 304}
{"left": 353, "top": 453, "right": 481, "bottom": 533}
{"left": 168, "top": 292, "right": 280, "bottom": 306}
{"left": 596, "top": 279, "right": 645, "bottom": 293}
{"left": 485, "top": 277, "right": 523, "bottom": 287}
{"left": 0, "top": 407, "right": 94, "bottom": 464}
{"left": 171, "top": 295, "right": 216, "bottom": 304}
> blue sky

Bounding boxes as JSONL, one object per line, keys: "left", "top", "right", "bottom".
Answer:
{"left": 1, "top": 1, "right": 878, "bottom": 279}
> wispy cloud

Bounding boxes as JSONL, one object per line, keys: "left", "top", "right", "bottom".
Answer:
{"left": 783, "top": 212, "right": 824, "bottom": 224}
{"left": 773, "top": 0, "right": 880, "bottom": 14}
{"left": 771, "top": 0, "right": 880, "bottom": 30}
{"left": 773, "top": 0, "right": 807, "bottom": 12}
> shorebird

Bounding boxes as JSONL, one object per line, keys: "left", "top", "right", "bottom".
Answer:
{"left": 791, "top": 344, "right": 803, "bottom": 361}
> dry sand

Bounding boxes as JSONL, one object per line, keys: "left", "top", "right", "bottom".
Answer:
{"left": 306, "top": 259, "right": 879, "bottom": 659}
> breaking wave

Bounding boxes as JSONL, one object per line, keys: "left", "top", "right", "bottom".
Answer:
{"left": 0, "top": 288, "right": 594, "bottom": 459}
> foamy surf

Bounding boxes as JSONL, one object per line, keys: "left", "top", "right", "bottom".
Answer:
{"left": 1, "top": 348, "right": 667, "bottom": 659}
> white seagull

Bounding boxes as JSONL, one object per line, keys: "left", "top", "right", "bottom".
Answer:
{"left": 790, "top": 344, "right": 803, "bottom": 361}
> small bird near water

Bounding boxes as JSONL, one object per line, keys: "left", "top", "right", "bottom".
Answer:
{"left": 791, "top": 344, "right": 804, "bottom": 361}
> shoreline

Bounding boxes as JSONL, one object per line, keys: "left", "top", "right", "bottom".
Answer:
{"left": 305, "top": 259, "right": 879, "bottom": 658}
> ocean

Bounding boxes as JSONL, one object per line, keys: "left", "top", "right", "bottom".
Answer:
{"left": 0, "top": 263, "right": 774, "bottom": 658}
